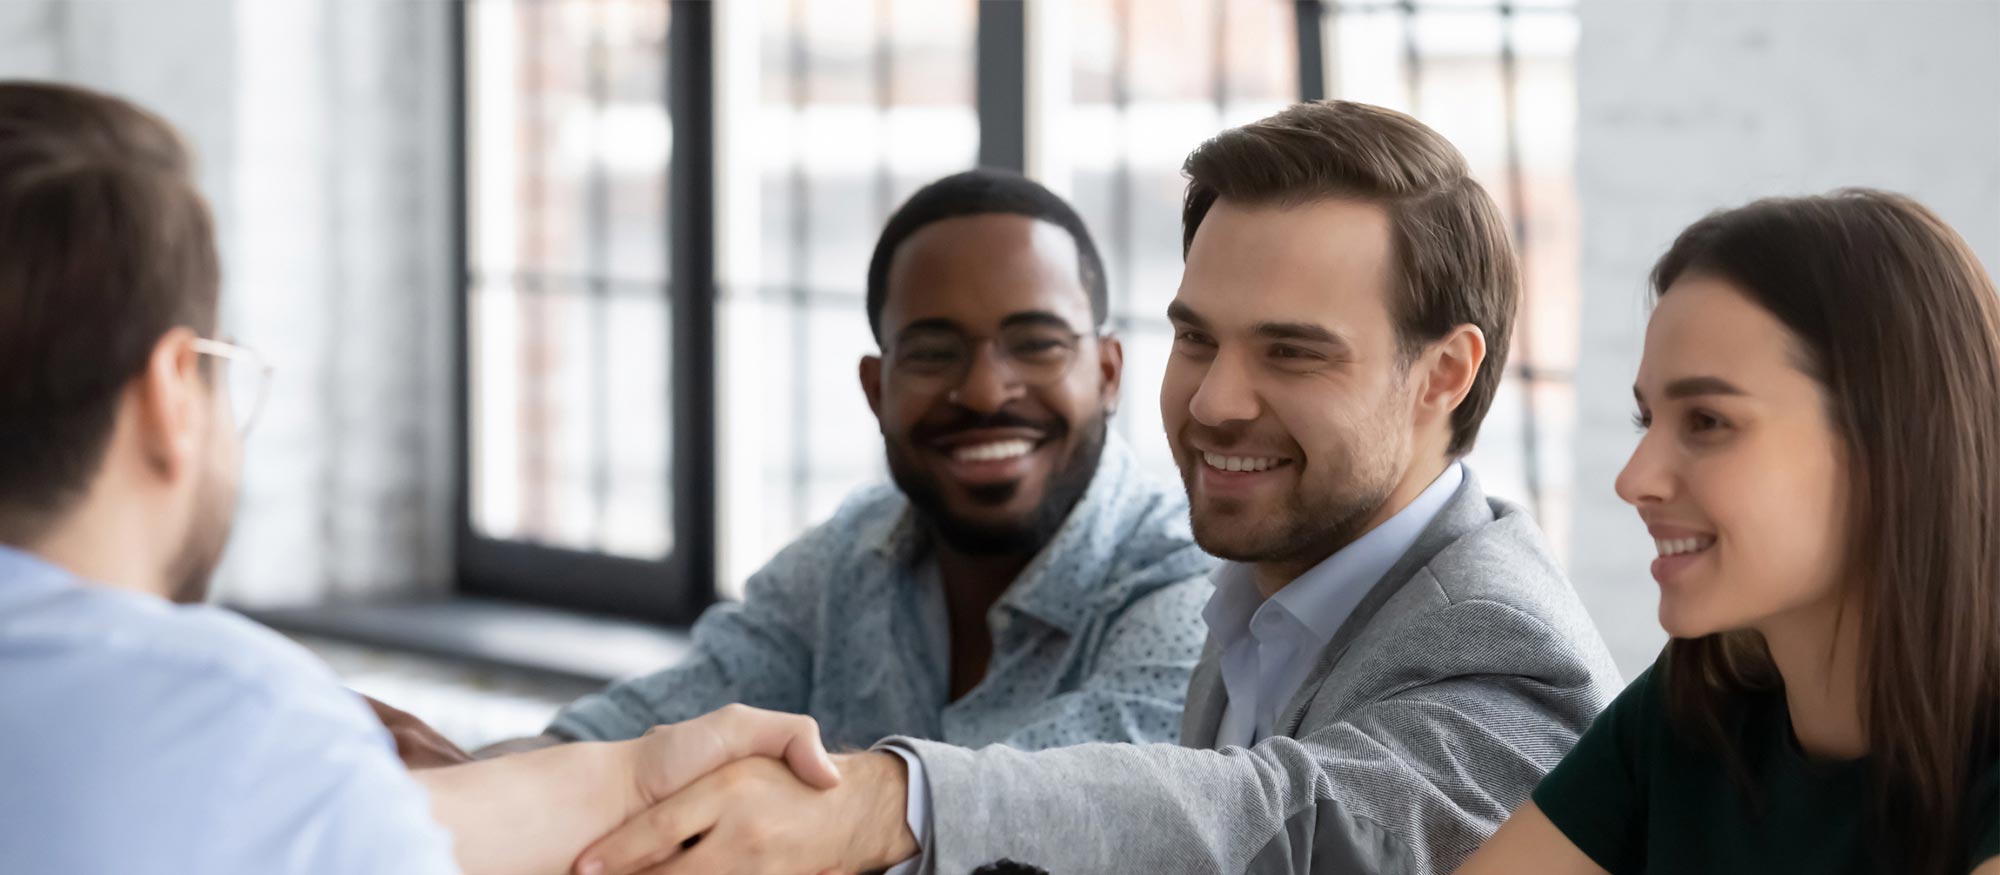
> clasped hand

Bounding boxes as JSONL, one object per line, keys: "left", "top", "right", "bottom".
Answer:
{"left": 586, "top": 705, "right": 918, "bottom": 875}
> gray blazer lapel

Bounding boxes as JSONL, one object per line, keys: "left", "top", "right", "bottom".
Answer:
{"left": 1275, "top": 472, "right": 1499, "bottom": 738}
{"left": 1179, "top": 637, "right": 1227, "bottom": 748}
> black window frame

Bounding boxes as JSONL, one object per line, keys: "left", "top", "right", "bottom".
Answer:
{"left": 451, "top": 0, "right": 715, "bottom": 625}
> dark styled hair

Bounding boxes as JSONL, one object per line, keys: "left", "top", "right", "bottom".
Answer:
{"left": 0, "top": 81, "right": 220, "bottom": 543}
{"left": 865, "top": 168, "right": 1107, "bottom": 340}
{"left": 1652, "top": 189, "right": 2000, "bottom": 873}
{"left": 1179, "top": 100, "right": 1519, "bottom": 457}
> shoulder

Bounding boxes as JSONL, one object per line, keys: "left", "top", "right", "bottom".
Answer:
{"left": 1422, "top": 496, "right": 1571, "bottom": 610}
{"left": 750, "top": 482, "right": 910, "bottom": 580}
{"left": 1412, "top": 497, "right": 1621, "bottom": 685}
{"left": 1, "top": 586, "right": 388, "bottom": 752}
{"left": 0, "top": 585, "right": 357, "bottom": 714}
{"left": 0, "top": 590, "right": 448, "bottom": 871}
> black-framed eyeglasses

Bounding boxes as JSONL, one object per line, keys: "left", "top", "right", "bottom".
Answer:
{"left": 191, "top": 337, "right": 274, "bottom": 437}
{"left": 889, "top": 323, "right": 1093, "bottom": 389}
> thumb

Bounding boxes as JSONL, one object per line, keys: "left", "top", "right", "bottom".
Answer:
{"left": 712, "top": 705, "right": 842, "bottom": 790}
{"left": 637, "top": 705, "right": 842, "bottom": 802}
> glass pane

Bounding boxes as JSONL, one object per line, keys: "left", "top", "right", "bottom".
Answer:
{"left": 467, "top": 0, "right": 673, "bottom": 559}
{"left": 1320, "top": 0, "right": 1580, "bottom": 521}
{"left": 1111, "top": 320, "right": 1179, "bottom": 475}
{"left": 716, "top": 0, "right": 977, "bottom": 594}
{"left": 1066, "top": 0, "right": 1296, "bottom": 486}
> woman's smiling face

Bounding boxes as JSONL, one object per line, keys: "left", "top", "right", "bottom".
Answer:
{"left": 1616, "top": 274, "right": 1851, "bottom": 639}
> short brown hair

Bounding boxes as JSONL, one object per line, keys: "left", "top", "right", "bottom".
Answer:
{"left": 0, "top": 81, "right": 219, "bottom": 542}
{"left": 1180, "top": 100, "right": 1519, "bottom": 456}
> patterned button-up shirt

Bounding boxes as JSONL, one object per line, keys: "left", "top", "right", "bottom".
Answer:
{"left": 548, "top": 435, "right": 1217, "bottom": 750}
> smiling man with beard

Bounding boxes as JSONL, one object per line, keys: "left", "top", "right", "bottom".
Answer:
{"left": 371, "top": 169, "right": 1216, "bottom": 772}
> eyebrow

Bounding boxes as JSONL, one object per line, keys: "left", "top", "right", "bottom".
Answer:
{"left": 894, "top": 310, "right": 1080, "bottom": 341}
{"left": 1168, "top": 300, "right": 1354, "bottom": 354}
{"left": 1634, "top": 376, "right": 1750, "bottom": 403}
{"left": 1165, "top": 301, "right": 1207, "bottom": 328}
{"left": 894, "top": 317, "right": 960, "bottom": 341}
{"left": 999, "top": 311, "right": 1081, "bottom": 332}
{"left": 1253, "top": 320, "right": 1348, "bottom": 350}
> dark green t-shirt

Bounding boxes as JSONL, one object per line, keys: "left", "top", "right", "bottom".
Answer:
{"left": 1533, "top": 665, "right": 2000, "bottom": 874}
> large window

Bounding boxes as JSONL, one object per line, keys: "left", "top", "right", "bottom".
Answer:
{"left": 715, "top": 0, "right": 980, "bottom": 594}
{"left": 458, "top": 0, "right": 1580, "bottom": 620}
{"left": 1311, "top": 0, "right": 1582, "bottom": 553}
{"left": 460, "top": 0, "right": 712, "bottom": 621}
{"left": 1059, "top": 0, "right": 1300, "bottom": 476}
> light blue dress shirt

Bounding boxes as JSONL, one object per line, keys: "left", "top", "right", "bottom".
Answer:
{"left": 0, "top": 546, "right": 460, "bottom": 875}
{"left": 1206, "top": 462, "right": 1464, "bottom": 748}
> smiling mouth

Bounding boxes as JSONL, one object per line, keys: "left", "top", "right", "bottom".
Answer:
{"left": 1654, "top": 535, "right": 1716, "bottom": 557}
{"left": 1200, "top": 452, "right": 1292, "bottom": 473}
{"left": 951, "top": 439, "right": 1037, "bottom": 464}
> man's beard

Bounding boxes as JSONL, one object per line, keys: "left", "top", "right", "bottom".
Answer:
{"left": 1185, "top": 458, "right": 1395, "bottom": 568}
{"left": 1179, "top": 385, "right": 1409, "bottom": 570}
{"left": 887, "top": 410, "right": 1108, "bottom": 558}
{"left": 162, "top": 461, "right": 236, "bottom": 605}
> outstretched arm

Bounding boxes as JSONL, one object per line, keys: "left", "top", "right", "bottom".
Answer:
{"left": 417, "top": 705, "right": 842, "bottom": 875}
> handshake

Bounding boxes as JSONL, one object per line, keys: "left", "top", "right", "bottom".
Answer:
{"left": 369, "top": 700, "right": 920, "bottom": 875}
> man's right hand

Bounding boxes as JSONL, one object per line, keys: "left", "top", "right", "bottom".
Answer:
{"left": 359, "top": 693, "right": 475, "bottom": 769}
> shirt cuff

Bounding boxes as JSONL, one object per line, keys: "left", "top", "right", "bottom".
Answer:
{"left": 876, "top": 743, "right": 931, "bottom": 875}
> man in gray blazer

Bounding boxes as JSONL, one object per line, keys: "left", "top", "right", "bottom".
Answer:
{"left": 573, "top": 100, "right": 1621, "bottom": 875}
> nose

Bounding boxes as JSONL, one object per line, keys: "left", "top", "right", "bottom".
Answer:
{"left": 1185, "top": 350, "right": 1261, "bottom": 427}
{"left": 950, "top": 340, "right": 1027, "bottom": 413}
{"left": 1615, "top": 427, "right": 1674, "bottom": 508}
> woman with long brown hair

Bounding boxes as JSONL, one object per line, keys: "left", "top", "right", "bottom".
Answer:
{"left": 1459, "top": 189, "right": 2000, "bottom": 874}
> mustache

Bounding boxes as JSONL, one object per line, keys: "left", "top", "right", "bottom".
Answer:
{"left": 1175, "top": 422, "right": 1297, "bottom": 457}
{"left": 910, "top": 407, "right": 1066, "bottom": 444}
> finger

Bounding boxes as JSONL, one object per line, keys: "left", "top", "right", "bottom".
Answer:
{"left": 645, "top": 833, "right": 736, "bottom": 875}
{"left": 706, "top": 706, "right": 841, "bottom": 790}
{"left": 575, "top": 785, "right": 724, "bottom": 875}
{"left": 640, "top": 706, "right": 841, "bottom": 798}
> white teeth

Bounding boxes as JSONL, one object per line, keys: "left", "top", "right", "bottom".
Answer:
{"left": 954, "top": 440, "right": 1034, "bottom": 463}
{"left": 1654, "top": 536, "right": 1716, "bottom": 557}
{"left": 1202, "top": 451, "right": 1283, "bottom": 473}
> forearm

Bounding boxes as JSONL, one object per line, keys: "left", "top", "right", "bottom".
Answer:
{"left": 417, "top": 739, "right": 642, "bottom": 875}
{"left": 473, "top": 732, "right": 565, "bottom": 760}
{"left": 893, "top": 738, "right": 1278, "bottom": 874}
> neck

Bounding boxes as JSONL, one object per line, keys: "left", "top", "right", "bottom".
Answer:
{"left": 933, "top": 544, "right": 1035, "bottom": 701}
{"left": 28, "top": 493, "right": 173, "bottom": 601}
{"left": 935, "top": 545, "right": 1032, "bottom": 614}
{"left": 1249, "top": 455, "right": 1451, "bottom": 599}
{"left": 1759, "top": 590, "right": 1868, "bottom": 760}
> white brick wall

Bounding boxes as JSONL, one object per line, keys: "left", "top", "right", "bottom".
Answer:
{"left": 0, "top": 1, "right": 457, "bottom": 606}
{"left": 1572, "top": 0, "right": 2000, "bottom": 676}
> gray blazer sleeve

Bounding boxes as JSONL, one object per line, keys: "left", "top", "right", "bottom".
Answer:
{"left": 890, "top": 604, "right": 1594, "bottom": 875}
